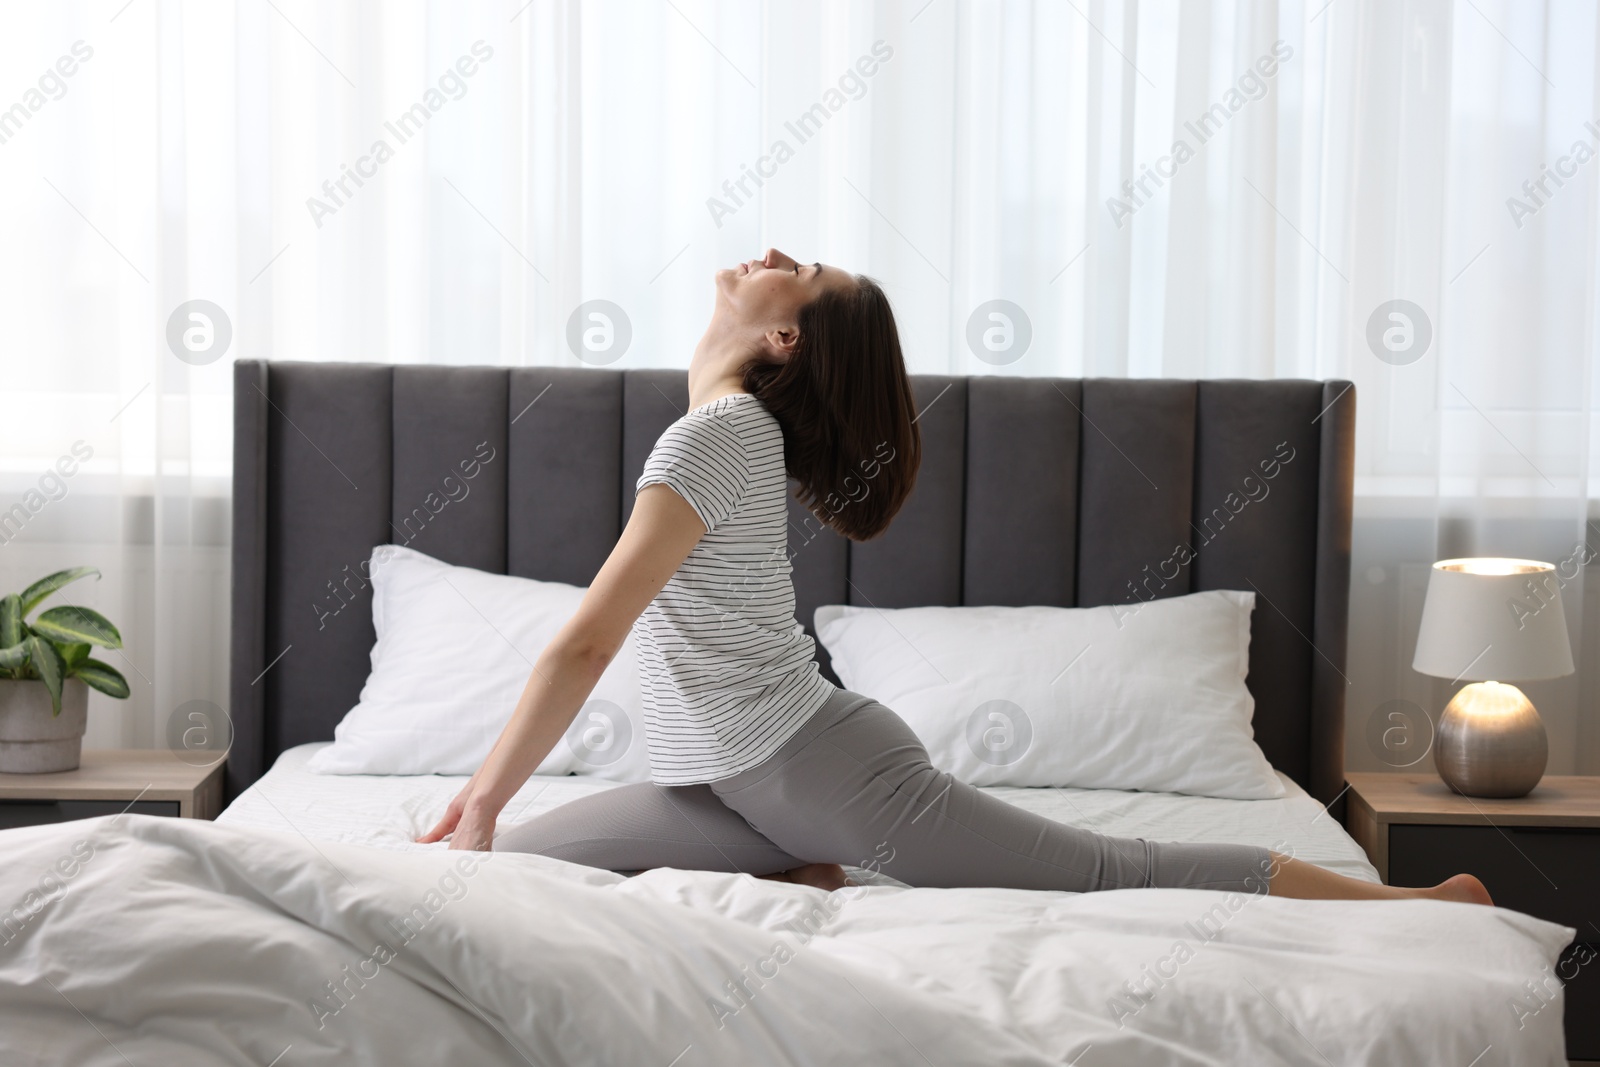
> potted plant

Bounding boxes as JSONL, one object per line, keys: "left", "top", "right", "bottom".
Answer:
{"left": 0, "top": 567, "right": 129, "bottom": 773}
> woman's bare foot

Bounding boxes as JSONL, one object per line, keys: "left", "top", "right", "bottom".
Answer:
{"left": 760, "top": 863, "right": 848, "bottom": 891}
{"left": 1418, "top": 873, "right": 1494, "bottom": 906}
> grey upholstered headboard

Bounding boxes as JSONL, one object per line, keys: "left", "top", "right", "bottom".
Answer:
{"left": 229, "top": 363, "right": 1355, "bottom": 805}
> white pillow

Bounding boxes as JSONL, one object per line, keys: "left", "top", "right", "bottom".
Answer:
{"left": 307, "top": 545, "right": 650, "bottom": 781}
{"left": 813, "top": 590, "right": 1284, "bottom": 799}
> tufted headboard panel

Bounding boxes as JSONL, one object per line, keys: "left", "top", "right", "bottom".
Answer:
{"left": 230, "top": 363, "right": 1355, "bottom": 803}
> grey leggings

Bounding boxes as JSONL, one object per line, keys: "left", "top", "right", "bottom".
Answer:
{"left": 497, "top": 688, "right": 1274, "bottom": 893}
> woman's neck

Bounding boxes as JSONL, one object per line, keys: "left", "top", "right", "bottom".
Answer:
{"left": 688, "top": 321, "right": 755, "bottom": 409}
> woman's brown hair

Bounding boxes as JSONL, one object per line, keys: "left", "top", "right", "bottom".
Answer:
{"left": 741, "top": 275, "right": 921, "bottom": 541}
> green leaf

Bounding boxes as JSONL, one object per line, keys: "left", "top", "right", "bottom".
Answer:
{"left": 31, "top": 606, "right": 122, "bottom": 649}
{"left": 0, "top": 642, "right": 28, "bottom": 671}
{"left": 26, "top": 635, "right": 64, "bottom": 716}
{"left": 0, "top": 593, "right": 19, "bottom": 648}
{"left": 73, "top": 658, "right": 129, "bottom": 700}
{"left": 20, "top": 567, "right": 100, "bottom": 615}
{"left": 57, "top": 642, "right": 91, "bottom": 668}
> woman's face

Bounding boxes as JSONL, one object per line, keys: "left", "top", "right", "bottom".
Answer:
{"left": 714, "top": 248, "right": 853, "bottom": 356}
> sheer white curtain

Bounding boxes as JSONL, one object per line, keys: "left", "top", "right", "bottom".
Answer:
{"left": 2, "top": 0, "right": 1597, "bottom": 772}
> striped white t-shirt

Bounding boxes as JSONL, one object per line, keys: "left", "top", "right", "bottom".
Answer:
{"left": 633, "top": 392, "right": 836, "bottom": 785}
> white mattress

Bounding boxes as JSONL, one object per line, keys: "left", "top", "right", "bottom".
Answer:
{"left": 220, "top": 743, "right": 1380, "bottom": 883}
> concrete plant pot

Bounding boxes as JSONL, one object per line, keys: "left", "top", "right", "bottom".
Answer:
{"left": 0, "top": 678, "right": 89, "bottom": 773}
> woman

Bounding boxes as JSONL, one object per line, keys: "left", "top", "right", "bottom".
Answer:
{"left": 421, "top": 248, "right": 1490, "bottom": 906}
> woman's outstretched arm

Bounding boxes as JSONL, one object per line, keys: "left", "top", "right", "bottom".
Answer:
{"left": 417, "top": 484, "right": 707, "bottom": 849}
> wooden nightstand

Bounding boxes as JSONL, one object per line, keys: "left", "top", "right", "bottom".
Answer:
{"left": 1345, "top": 773, "right": 1600, "bottom": 1064}
{"left": 0, "top": 750, "right": 224, "bottom": 830}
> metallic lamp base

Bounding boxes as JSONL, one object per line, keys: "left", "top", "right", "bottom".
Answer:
{"left": 1433, "top": 681, "right": 1548, "bottom": 799}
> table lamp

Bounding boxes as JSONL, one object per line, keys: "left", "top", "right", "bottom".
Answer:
{"left": 1412, "top": 558, "right": 1574, "bottom": 797}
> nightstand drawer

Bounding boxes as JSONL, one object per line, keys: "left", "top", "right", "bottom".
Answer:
{"left": 0, "top": 798, "right": 182, "bottom": 830}
{"left": 1389, "top": 824, "right": 1599, "bottom": 936}
{"left": 1567, "top": 942, "right": 1600, "bottom": 1061}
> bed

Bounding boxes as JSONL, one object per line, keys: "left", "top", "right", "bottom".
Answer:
{"left": 0, "top": 365, "right": 1576, "bottom": 1065}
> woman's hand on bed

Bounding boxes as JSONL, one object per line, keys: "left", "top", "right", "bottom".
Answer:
{"left": 417, "top": 782, "right": 476, "bottom": 845}
{"left": 446, "top": 802, "right": 498, "bottom": 851}
{"left": 417, "top": 779, "right": 499, "bottom": 850}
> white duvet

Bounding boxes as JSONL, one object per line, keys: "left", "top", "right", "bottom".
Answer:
{"left": 0, "top": 813, "right": 1575, "bottom": 1066}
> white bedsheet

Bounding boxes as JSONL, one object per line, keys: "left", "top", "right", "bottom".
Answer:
{"left": 219, "top": 743, "right": 1382, "bottom": 884}
{"left": 0, "top": 813, "right": 1573, "bottom": 1066}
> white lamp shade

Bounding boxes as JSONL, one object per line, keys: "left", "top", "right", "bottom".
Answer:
{"left": 1412, "top": 558, "right": 1576, "bottom": 681}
